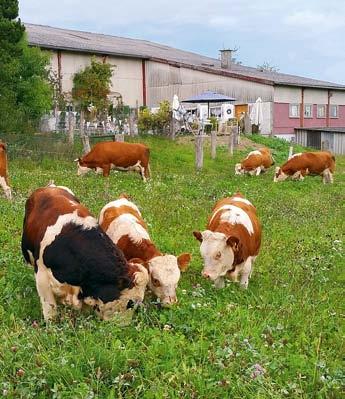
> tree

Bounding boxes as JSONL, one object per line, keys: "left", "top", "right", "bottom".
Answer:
{"left": 257, "top": 61, "right": 279, "bottom": 72}
{"left": 72, "top": 58, "right": 113, "bottom": 153}
{"left": 0, "top": 0, "right": 52, "bottom": 133}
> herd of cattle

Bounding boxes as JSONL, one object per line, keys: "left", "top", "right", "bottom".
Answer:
{"left": 0, "top": 139, "right": 337, "bottom": 321}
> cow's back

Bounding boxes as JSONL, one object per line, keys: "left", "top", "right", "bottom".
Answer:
{"left": 208, "top": 196, "right": 261, "bottom": 258}
{"left": 22, "top": 187, "right": 90, "bottom": 261}
{"left": 83, "top": 142, "right": 149, "bottom": 167}
{"left": 283, "top": 151, "right": 335, "bottom": 174}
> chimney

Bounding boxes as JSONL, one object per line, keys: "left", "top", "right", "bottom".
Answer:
{"left": 220, "top": 49, "right": 234, "bottom": 69}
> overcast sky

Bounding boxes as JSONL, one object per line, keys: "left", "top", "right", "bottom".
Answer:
{"left": 20, "top": 0, "right": 345, "bottom": 84}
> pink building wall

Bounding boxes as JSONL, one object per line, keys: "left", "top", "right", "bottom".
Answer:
{"left": 273, "top": 103, "right": 345, "bottom": 134}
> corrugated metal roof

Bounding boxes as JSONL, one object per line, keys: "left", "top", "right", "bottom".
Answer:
{"left": 25, "top": 23, "right": 345, "bottom": 90}
{"left": 295, "top": 127, "right": 345, "bottom": 133}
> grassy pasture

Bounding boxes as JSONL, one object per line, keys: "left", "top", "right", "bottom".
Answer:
{"left": 0, "top": 135, "right": 344, "bottom": 398}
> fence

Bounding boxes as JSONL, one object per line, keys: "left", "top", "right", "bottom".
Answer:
{"left": 0, "top": 133, "right": 114, "bottom": 161}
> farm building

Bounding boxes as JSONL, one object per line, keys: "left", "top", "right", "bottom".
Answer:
{"left": 295, "top": 127, "right": 345, "bottom": 155}
{"left": 26, "top": 23, "right": 345, "bottom": 140}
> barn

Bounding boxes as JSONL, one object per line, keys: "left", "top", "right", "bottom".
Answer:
{"left": 26, "top": 23, "right": 345, "bottom": 140}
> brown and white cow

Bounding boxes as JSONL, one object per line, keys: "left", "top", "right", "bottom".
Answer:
{"left": 193, "top": 192, "right": 261, "bottom": 289}
{"left": 21, "top": 186, "right": 148, "bottom": 321}
{"left": 274, "top": 151, "right": 335, "bottom": 183}
{"left": 0, "top": 143, "right": 12, "bottom": 200}
{"left": 75, "top": 141, "right": 150, "bottom": 181}
{"left": 99, "top": 195, "right": 191, "bottom": 306}
{"left": 235, "top": 147, "right": 275, "bottom": 176}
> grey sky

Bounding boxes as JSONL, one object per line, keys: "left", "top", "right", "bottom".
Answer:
{"left": 20, "top": 0, "right": 345, "bottom": 84}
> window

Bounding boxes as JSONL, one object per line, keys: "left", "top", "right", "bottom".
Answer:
{"left": 304, "top": 104, "right": 313, "bottom": 118}
{"left": 317, "top": 104, "right": 326, "bottom": 118}
{"left": 330, "top": 104, "right": 339, "bottom": 118}
{"left": 289, "top": 104, "right": 300, "bottom": 118}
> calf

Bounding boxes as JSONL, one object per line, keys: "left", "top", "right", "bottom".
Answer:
{"left": 21, "top": 186, "right": 148, "bottom": 321}
{"left": 235, "top": 147, "right": 274, "bottom": 176}
{"left": 75, "top": 141, "right": 150, "bottom": 181}
{"left": 0, "top": 143, "right": 12, "bottom": 200}
{"left": 99, "top": 195, "right": 191, "bottom": 306}
{"left": 274, "top": 151, "right": 335, "bottom": 183}
{"left": 193, "top": 192, "right": 261, "bottom": 289}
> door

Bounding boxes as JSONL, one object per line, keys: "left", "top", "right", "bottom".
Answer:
{"left": 307, "top": 131, "right": 321, "bottom": 149}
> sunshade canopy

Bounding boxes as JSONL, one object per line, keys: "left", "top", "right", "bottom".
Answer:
{"left": 181, "top": 91, "right": 236, "bottom": 103}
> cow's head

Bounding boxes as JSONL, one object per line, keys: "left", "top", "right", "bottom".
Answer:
{"left": 84, "top": 262, "right": 149, "bottom": 321}
{"left": 193, "top": 230, "right": 241, "bottom": 284}
{"left": 131, "top": 253, "right": 191, "bottom": 306}
{"left": 74, "top": 158, "right": 92, "bottom": 176}
{"left": 273, "top": 166, "right": 287, "bottom": 182}
{"left": 234, "top": 163, "right": 244, "bottom": 175}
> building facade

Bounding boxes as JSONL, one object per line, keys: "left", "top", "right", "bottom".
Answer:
{"left": 27, "top": 23, "right": 345, "bottom": 139}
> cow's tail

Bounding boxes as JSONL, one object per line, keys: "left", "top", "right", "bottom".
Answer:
{"left": 119, "top": 193, "right": 131, "bottom": 200}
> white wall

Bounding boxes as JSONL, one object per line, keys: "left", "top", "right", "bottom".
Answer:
{"left": 274, "top": 86, "right": 301, "bottom": 103}
{"left": 48, "top": 50, "right": 143, "bottom": 107}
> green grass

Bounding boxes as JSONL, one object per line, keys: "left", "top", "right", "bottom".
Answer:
{"left": 0, "top": 135, "right": 344, "bottom": 398}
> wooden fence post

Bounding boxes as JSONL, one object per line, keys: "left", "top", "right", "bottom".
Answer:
{"left": 288, "top": 146, "right": 293, "bottom": 159}
{"left": 211, "top": 130, "right": 217, "bottom": 159}
{"left": 80, "top": 109, "right": 91, "bottom": 154}
{"left": 228, "top": 128, "right": 234, "bottom": 156}
{"left": 67, "top": 111, "right": 74, "bottom": 145}
{"left": 195, "top": 134, "right": 204, "bottom": 170}
{"left": 170, "top": 115, "right": 176, "bottom": 140}
{"left": 115, "top": 133, "right": 125, "bottom": 142}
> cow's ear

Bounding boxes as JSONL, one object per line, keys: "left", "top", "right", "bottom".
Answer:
{"left": 0, "top": 143, "right": 6, "bottom": 150}
{"left": 129, "top": 258, "right": 149, "bottom": 269}
{"left": 177, "top": 253, "right": 191, "bottom": 272}
{"left": 226, "top": 236, "right": 240, "bottom": 251}
{"left": 193, "top": 231, "right": 202, "bottom": 242}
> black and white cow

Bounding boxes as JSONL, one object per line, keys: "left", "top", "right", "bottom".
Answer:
{"left": 21, "top": 185, "right": 148, "bottom": 321}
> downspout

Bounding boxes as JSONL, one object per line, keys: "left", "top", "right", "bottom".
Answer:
{"left": 326, "top": 90, "right": 332, "bottom": 127}
{"left": 142, "top": 59, "right": 147, "bottom": 107}
{"left": 300, "top": 87, "right": 305, "bottom": 128}
{"left": 57, "top": 50, "right": 62, "bottom": 94}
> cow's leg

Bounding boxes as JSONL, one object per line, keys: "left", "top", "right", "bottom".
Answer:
{"left": 144, "top": 163, "right": 151, "bottom": 179}
{"left": 239, "top": 257, "right": 253, "bottom": 289}
{"left": 328, "top": 171, "right": 334, "bottom": 184}
{"left": 0, "top": 176, "right": 11, "bottom": 200}
{"left": 138, "top": 163, "right": 147, "bottom": 182}
{"left": 255, "top": 166, "right": 261, "bottom": 176}
{"left": 35, "top": 269, "right": 57, "bottom": 321}
{"left": 102, "top": 165, "right": 111, "bottom": 177}
{"left": 292, "top": 170, "right": 304, "bottom": 180}
{"left": 214, "top": 276, "right": 225, "bottom": 289}
{"left": 322, "top": 168, "right": 333, "bottom": 184}
{"left": 249, "top": 256, "right": 257, "bottom": 278}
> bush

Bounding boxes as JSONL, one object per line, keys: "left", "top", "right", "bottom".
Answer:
{"left": 138, "top": 101, "right": 171, "bottom": 134}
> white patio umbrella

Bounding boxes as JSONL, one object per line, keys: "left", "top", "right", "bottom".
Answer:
{"left": 250, "top": 97, "right": 264, "bottom": 126}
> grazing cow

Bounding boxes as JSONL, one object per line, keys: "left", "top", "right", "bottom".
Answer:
{"left": 193, "top": 192, "right": 261, "bottom": 289}
{"left": 99, "top": 195, "right": 191, "bottom": 306}
{"left": 21, "top": 186, "right": 148, "bottom": 321}
{"left": 235, "top": 147, "right": 274, "bottom": 176}
{"left": 0, "top": 143, "right": 12, "bottom": 200}
{"left": 274, "top": 151, "right": 335, "bottom": 183}
{"left": 75, "top": 141, "right": 150, "bottom": 181}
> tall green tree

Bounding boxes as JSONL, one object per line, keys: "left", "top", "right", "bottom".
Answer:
{"left": 0, "top": 0, "right": 52, "bottom": 133}
{"left": 72, "top": 58, "right": 113, "bottom": 152}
